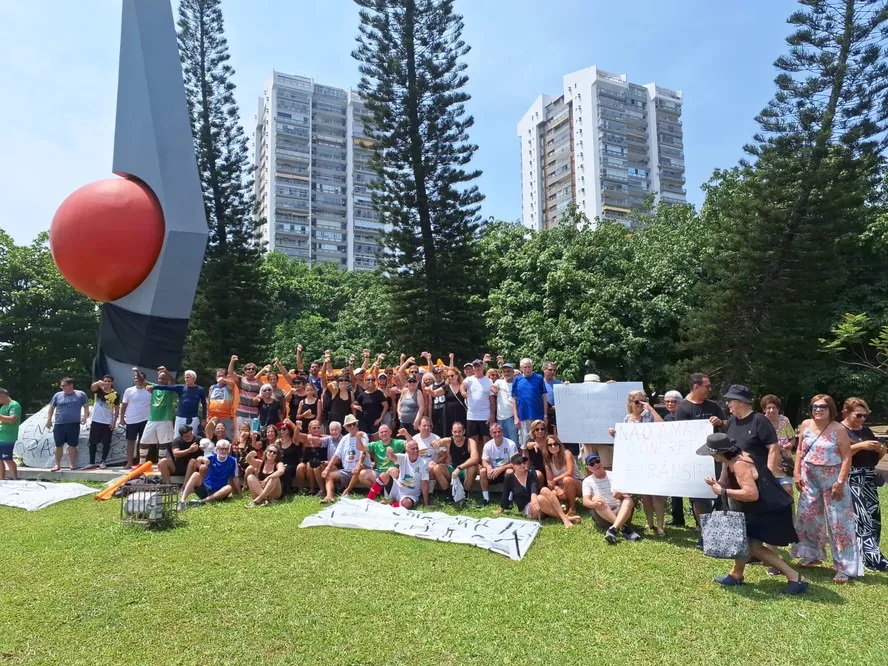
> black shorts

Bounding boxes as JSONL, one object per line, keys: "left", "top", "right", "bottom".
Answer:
{"left": 126, "top": 421, "right": 147, "bottom": 442}
{"left": 88, "top": 421, "right": 113, "bottom": 446}
{"left": 303, "top": 447, "right": 326, "bottom": 467}
{"left": 466, "top": 420, "right": 490, "bottom": 439}
{"left": 53, "top": 423, "right": 81, "bottom": 448}
{"left": 172, "top": 457, "right": 196, "bottom": 477}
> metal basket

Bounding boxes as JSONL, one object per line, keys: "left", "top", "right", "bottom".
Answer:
{"left": 119, "top": 483, "right": 179, "bottom": 526}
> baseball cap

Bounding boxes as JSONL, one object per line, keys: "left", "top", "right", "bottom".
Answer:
{"left": 509, "top": 452, "right": 528, "bottom": 464}
{"left": 472, "top": 359, "right": 483, "bottom": 366}
{"left": 584, "top": 453, "right": 601, "bottom": 466}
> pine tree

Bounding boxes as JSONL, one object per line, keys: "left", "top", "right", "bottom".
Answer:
{"left": 177, "top": 0, "right": 266, "bottom": 378}
{"left": 685, "top": 0, "right": 888, "bottom": 403}
{"left": 353, "top": 0, "right": 485, "bottom": 357}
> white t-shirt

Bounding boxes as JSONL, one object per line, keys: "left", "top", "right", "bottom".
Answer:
{"left": 464, "top": 376, "right": 493, "bottom": 421}
{"left": 334, "top": 433, "right": 371, "bottom": 472}
{"left": 482, "top": 438, "right": 518, "bottom": 468}
{"left": 413, "top": 432, "right": 443, "bottom": 462}
{"left": 122, "top": 386, "right": 151, "bottom": 423}
{"left": 493, "top": 378, "right": 514, "bottom": 421}
{"left": 91, "top": 394, "right": 117, "bottom": 425}
{"left": 582, "top": 472, "right": 619, "bottom": 510}
{"left": 394, "top": 452, "right": 429, "bottom": 498}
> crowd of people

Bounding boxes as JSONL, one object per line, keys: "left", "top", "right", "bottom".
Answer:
{"left": 3, "top": 350, "right": 887, "bottom": 595}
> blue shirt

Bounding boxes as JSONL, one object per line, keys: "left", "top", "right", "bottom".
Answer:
{"left": 203, "top": 453, "right": 237, "bottom": 492}
{"left": 153, "top": 384, "right": 207, "bottom": 419}
{"left": 49, "top": 390, "right": 88, "bottom": 424}
{"left": 512, "top": 373, "right": 547, "bottom": 421}
{"left": 544, "top": 378, "right": 562, "bottom": 406}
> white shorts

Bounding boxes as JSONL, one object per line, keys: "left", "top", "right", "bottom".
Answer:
{"left": 391, "top": 481, "right": 421, "bottom": 505}
{"left": 141, "top": 421, "right": 174, "bottom": 445}
{"left": 523, "top": 502, "right": 540, "bottom": 520}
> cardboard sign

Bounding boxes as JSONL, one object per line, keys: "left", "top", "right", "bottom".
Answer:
{"left": 554, "top": 382, "right": 643, "bottom": 443}
{"left": 611, "top": 420, "right": 715, "bottom": 498}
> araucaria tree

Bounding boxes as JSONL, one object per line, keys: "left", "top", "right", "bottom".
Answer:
{"left": 177, "top": 0, "right": 265, "bottom": 376}
{"left": 684, "top": 0, "right": 888, "bottom": 403}
{"left": 353, "top": 0, "right": 485, "bottom": 356}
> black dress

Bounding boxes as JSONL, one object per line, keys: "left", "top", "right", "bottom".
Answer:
{"left": 442, "top": 384, "right": 467, "bottom": 437}
{"left": 727, "top": 456, "right": 797, "bottom": 546}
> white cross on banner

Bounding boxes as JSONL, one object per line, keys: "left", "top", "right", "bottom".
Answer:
{"left": 299, "top": 497, "right": 540, "bottom": 560}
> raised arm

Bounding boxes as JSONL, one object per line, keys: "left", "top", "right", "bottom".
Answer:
{"left": 296, "top": 344, "right": 304, "bottom": 372}
{"left": 227, "top": 355, "right": 239, "bottom": 381}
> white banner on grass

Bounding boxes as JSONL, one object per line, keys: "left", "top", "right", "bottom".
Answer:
{"left": 554, "top": 381, "right": 643, "bottom": 444}
{"left": 300, "top": 497, "right": 540, "bottom": 561}
{"left": 0, "top": 480, "right": 95, "bottom": 511}
{"left": 611, "top": 420, "right": 715, "bottom": 498}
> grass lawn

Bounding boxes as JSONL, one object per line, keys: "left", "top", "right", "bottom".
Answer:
{"left": 1, "top": 486, "right": 887, "bottom": 666}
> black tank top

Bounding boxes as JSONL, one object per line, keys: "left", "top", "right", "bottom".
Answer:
{"left": 329, "top": 390, "right": 352, "bottom": 424}
{"left": 258, "top": 463, "right": 276, "bottom": 481}
{"left": 279, "top": 441, "right": 303, "bottom": 469}
{"left": 450, "top": 438, "right": 470, "bottom": 467}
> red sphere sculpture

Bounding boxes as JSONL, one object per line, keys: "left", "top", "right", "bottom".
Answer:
{"left": 50, "top": 177, "right": 165, "bottom": 302}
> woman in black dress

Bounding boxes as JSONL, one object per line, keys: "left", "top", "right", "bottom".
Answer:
{"left": 697, "top": 433, "right": 807, "bottom": 594}
{"left": 432, "top": 367, "right": 467, "bottom": 437}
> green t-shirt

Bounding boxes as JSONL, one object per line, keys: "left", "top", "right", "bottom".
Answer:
{"left": 367, "top": 438, "right": 406, "bottom": 472}
{"left": 0, "top": 400, "right": 23, "bottom": 442}
{"left": 148, "top": 384, "right": 176, "bottom": 423}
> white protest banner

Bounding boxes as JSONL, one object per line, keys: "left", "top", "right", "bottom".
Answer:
{"left": 14, "top": 406, "right": 129, "bottom": 468}
{"left": 300, "top": 497, "right": 540, "bottom": 560}
{"left": 554, "top": 381, "right": 643, "bottom": 443}
{"left": 0, "top": 480, "right": 96, "bottom": 511}
{"left": 611, "top": 420, "right": 715, "bottom": 498}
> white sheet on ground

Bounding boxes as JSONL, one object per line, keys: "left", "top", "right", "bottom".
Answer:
{"left": 300, "top": 497, "right": 540, "bottom": 560}
{"left": 0, "top": 480, "right": 95, "bottom": 511}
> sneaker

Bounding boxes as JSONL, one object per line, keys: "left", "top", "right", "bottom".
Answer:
{"left": 475, "top": 498, "right": 490, "bottom": 508}
{"left": 695, "top": 537, "right": 704, "bottom": 550}
{"left": 622, "top": 527, "right": 642, "bottom": 541}
{"left": 784, "top": 577, "right": 809, "bottom": 595}
{"left": 714, "top": 574, "right": 744, "bottom": 586}
{"left": 99, "top": 462, "right": 107, "bottom": 470}
{"left": 187, "top": 499, "right": 203, "bottom": 507}
{"left": 81, "top": 464, "right": 97, "bottom": 471}
{"left": 604, "top": 526, "right": 619, "bottom": 544}
{"left": 176, "top": 500, "right": 186, "bottom": 512}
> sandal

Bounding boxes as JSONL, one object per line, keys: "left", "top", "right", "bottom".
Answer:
{"left": 655, "top": 527, "right": 666, "bottom": 538}
{"left": 799, "top": 559, "right": 823, "bottom": 568}
{"left": 50, "top": 466, "right": 60, "bottom": 472}
{"left": 785, "top": 576, "right": 808, "bottom": 595}
{"left": 833, "top": 573, "right": 850, "bottom": 584}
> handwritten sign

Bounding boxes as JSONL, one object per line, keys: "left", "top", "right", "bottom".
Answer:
{"left": 554, "top": 382, "right": 643, "bottom": 443}
{"left": 611, "top": 420, "right": 714, "bottom": 498}
{"left": 14, "top": 406, "right": 130, "bottom": 468}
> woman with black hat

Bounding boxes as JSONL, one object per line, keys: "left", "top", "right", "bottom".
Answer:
{"left": 698, "top": 433, "right": 808, "bottom": 594}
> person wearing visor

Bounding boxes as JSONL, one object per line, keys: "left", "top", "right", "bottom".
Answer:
{"left": 493, "top": 452, "right": 579, "bottom": 528}
{"left": 698, "top": 433, "right": 807, "bottom": 594}
{"left": 581, "top": 453, "right": 641, "bottom": 544}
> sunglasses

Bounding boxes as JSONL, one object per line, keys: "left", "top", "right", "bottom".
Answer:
{"left": 366, "top": 378, "right": 377, "bottom": 382}
{"left": 587, "top": 459, "right": 601, "bottom": 466}
{"left": 851, "top": 412, "right": 868, "bottom": 419}
{"left": 533, "top": 426, "right": 546, "bottom": 432}
{"left": 810, "top": 403, "right": 829, "bottom": 411}
{"left": 268, "top": 449, "right": 280, "bottom": 455}
{"left": 633, "top": 400, "right": 646, "bottom": 405}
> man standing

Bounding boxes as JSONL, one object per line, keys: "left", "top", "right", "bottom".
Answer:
{"left": 673, "top": 372, "right": 726, "bottom": 543}
{"left": 228, "top": 355, "right": 261, "bottom": 428}
{"left": 207, "top": 368, "right": 237, "bottom": 440}
{"left": 46, "top": 378, "right": 89, "bottom": 471}
{"left": 542, "top": 360, "right": 562, "bottom": 436}
{"left": 134, "top": 368, "right": 175, "bottom": 467}
{"left": 149, "top": 369, "right": 207, "bottom": 436}
{"left": 121, "top": 369, "right": 152, "bottom": 468}
{"left": 511, "top": 358, "right": 548, "bottom": 447}
{"left": 0, "top": 388, "right": 22, "bottom": 480}
{"left": 490, "top": 362, "right": 518, "bottom": 444}
{"left": 462, "top": 359, "right": 494, "bottom": 444}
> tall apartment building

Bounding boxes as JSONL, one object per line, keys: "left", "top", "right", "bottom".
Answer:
{"left": 254, "top": 71, "right": 381, "bottom": 270}
{"left": 517, "top": 66, "right": 686, "bottom": 230}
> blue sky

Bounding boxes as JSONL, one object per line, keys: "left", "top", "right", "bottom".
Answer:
{"left": 0, "top": 0, "right": 798, "bottom": 245}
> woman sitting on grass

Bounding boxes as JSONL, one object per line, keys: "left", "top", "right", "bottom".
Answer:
{"left": 542, "top": 435, "right": 583, "bottom": 515}
{"left": 493, "top": 452, "right": 580, "bottom": 528}
{"left": 246, "top": 445, "right": 285, "bottom": 508}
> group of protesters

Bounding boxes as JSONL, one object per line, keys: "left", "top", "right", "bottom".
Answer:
{"left": 8, "top": 348, "right": 886, "bottom": 596}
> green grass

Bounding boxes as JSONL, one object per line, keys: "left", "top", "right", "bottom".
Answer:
{"left": 1, "top": 488, "right": 887, "bottom": 666}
